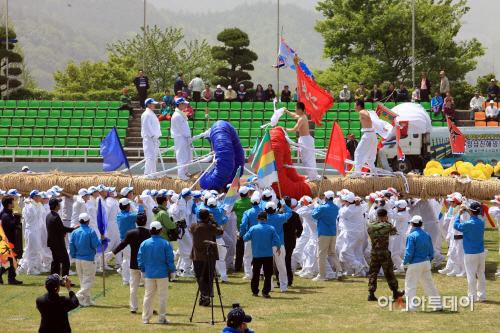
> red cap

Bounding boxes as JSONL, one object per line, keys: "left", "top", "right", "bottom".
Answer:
{"left": 123, "top": 89, "right": 128, "bottom": 93}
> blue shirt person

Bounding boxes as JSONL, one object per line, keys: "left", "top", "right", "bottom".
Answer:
{"left": 403, "top": 227, "right": 434, "bottom": 265}
{"left": 265, "top": 203, "right": 292, "bottom": 245}
{"left": 117, "top": 197, "right": 145, "bottom": 241}
{"left": 239, "top": 203, "right": 263, "bottom": 237}
{"left": 69, "top": 214, "right": 104, "bottom": 261}
{"left": 312, "top": 199, "right": 339, "bottom": 236}
{"left": 453, "top": 213, "right": 485, "bottom": 254}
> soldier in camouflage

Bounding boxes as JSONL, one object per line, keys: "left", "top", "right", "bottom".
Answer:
{"left": 366, "top": 208, "right": 405, "bottom": 301}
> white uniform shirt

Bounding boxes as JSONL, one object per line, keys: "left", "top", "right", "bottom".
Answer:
{"left": 86, "top": 196, "right": 99, "bottom": 230}
{"left": 339, "top": 204, "right": 367, "bottom": 233}
{"left": 470, "top": 96, "right": 486, "bottom": 109}
{"left": 104, "top": 197, "right": 120, "bottom": 225}
{"left": 189, "top": 77, "right": 204, "bottom": 92}
{"left": 485, "top": 106, "right": 499, "bottom": 117}
{"left": 141, "top": 107, "right": 162, "bottom": 139}
{"left": 168, "top": 201, "right": 186, "bottom": 222}
{"left": 140, "top": 195, "right": 155, "bottom": 227}
{"left": 171, "top": 111, "right": 191, "bottom": 139}
{"left": 60, "top": 197, "right": 74, "bottom": 222}
{"left": 409, "top": 199, "right": 439, "bottom": 225}
{"left": 71, "top": 196, "right": 89, "bottom": 227}
{"left": 22, "top": 200, "right": 44, "bottom": 229}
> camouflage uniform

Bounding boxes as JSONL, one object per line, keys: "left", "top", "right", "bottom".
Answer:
{"left": 367, "top": 220, "right": 399, "bottom": 292}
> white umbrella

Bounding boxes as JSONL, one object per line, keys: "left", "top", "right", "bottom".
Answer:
{"left": 391, "top": 103, "right": 432, "bottom": 135}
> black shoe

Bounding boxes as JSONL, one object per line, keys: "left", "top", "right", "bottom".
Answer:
{"left": 393, "top": 290, "right": 405, "bottom": 299}
{"left": 367, "top": 291, "right": 377, "bottom": 301}
{"left": 130, "top": 310, "right": 137, "bottom": 314}
{"left": 252, "top": 293, "right": 259, "bottom": 297}
{"left": 0, "top": 275, "right": 3, "bottom": 284}
{"left": 8, "top": 279, "right": 23, "bottom": 285}
{"left": 153, "top": 310, "right": 158, "bottom": 315}
{"left": 262, "top": 294, "right": 271, "bottom": 299}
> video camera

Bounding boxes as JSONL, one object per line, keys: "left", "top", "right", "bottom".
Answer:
{"left": 204, "top": 240, "right": 229, "bottom": 248}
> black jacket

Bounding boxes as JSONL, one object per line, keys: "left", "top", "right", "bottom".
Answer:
{"left": 132, "top": 75, "right": 150, "bottom": 90}
{"left": 214, "top": 89, "right": 225, "bottom": 102}
{"left": 369, "top": 89, "right": 382, "bottom": 100}
{"left": 0, "top": 208, "right": 21, "bottom": 246}
{"left": 487, "top": 85, "right": 499, "bottom": 98}
{"left": 281, "top": 90, "right": 291, "bottom": 102}
{"left": 385, "top": 89, "right": 398, "bottom": 102}
{"left": 36, "top": 291, "right": 80, "bottom": 333}
{"left": 113, "top": 227, "right": 151, "bottom": 270}
{"left": 346, "top": 139, "right": 358, "bottom": 160}
{"left": 283, "top": 211, "right": 303, "bottom": 249}
{"left": 46, "top": 211, "right": 74, "bottom": 249}
{"left": 265, "top": 89, "right": 276, "bottom": 101}
{"left": 173, "top": 77, "right": 187, "bottom": 93}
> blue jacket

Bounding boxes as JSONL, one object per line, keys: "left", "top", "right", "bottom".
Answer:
{"left": 206, "top": 206, "right": 227, "bottom": 239}
{"left": 239, "top": 205, "right": 263, "bottom": 237}
{"left": 137, "top": 235, "right": 176, "bottom": 279}
{"left": 266, "top": 205, "right": 292, "bottom": 245}
{"left": 312, "top": 201, "right": 339, "bottom": 236}
{"left": 403, "top": 227, "right": 433, "bottom": 265}
{"left": 453, "top": 215, "right": 485, "bottom": 254}
{"left": 243, "top": 222, "right": 281, "bottom": 258}
{"left": 117, "top": 205, "right": 144, "bottom": 241}
{"left": 431, "top": 96, "right": 443, "bottom": 107}
{"left": 222, "top": 327, "right": 255, "bottom": 333}
{"left": 259, "top": 199, "right": 270, "bottom": 211}
{"left": 69, "top": 224, "right": 103, "bottom": 261}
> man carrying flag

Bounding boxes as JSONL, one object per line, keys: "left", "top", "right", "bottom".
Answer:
{"left": 284, "top": 102, "right": 320, "bottom": 181}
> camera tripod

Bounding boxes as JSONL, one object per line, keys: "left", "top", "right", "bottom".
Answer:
{"left": 189, "top": 240, "right": 227, "bottom": 325}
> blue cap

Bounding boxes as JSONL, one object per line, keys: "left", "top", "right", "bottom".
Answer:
{"left": 343, "top": 85, "right": 348, "bottom": 88}
{"left": 108, "top": 186, "right": 116, "bottom": 192}
{"left": 246, "top": 184, "right": 256, "bottom": 190}
{"left": 7, "top": 189, "right": 21, "bottom": 197}
{"left": 175, "top": 97, "right": 190, "bottom": 106}
{"left": 180, "top": 188, "right": 191, "bottom": 197}
{"left": 30, "top": 190, "right": 40, "bottom": 198}
{"left": 192, "top": 191, "right": 202, "bottom": 199}
{"left": 145, "top": 98, "right": 159, "bottom": 106}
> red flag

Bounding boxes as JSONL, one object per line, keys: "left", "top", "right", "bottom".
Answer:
{"left": 396, "top": 123, "right": 405, "bottom": 161}
{"left": 446, "top": 117, "right": 466, "bottom": 154}
{"left": 297, "top": 65, "right": 333, "bottom": 127}
{"left": 325, "top": 121, "right": 347, "bottom": 176}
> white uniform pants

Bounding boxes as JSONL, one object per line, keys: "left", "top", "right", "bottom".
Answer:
{"left": 317, "top": 235, "right": 342, "bottom": 279}
{"left": 143, "top": 136, "right": 158, "bottom": 175}
{"left": 405, "top": 261, "right": 442, "bottom": 312}
{"left": 130, "top": 269, "right": 146, "bottom": 311}
{"left": 106, "top": 222, "right": 121, "bottom": 264}
{"left": 442, "top": 215, "right": 451, "bottom": 246}
{"left": 273, "top": 245, "right": 288, "bottom": 290}
{"left": 21, "top": 228, "right": 41, "bottom": 271}
{"left": 215, "top": 238, "right": 227, "bottom": 281}
{"left": 341, "top": 231, "right": 366, "bottom": 271}
{"left": 448, "top": 238, "right": 465, "bottom": 274}
{"left": 243, "top": 241, "right": 253, "bottom": 277}
{"left": 354, "top": 131, "right": 378, "bottom": 173}
{"left": 389, "top": 231, "right": 406, "bottom": 268}
{"left": 422, "top": 223, "right": 444, "bottom": 263}
{"left": 298, "top": 135, "right": 319, "bottom": 180}
{"left": 76, "top": 259, "right": 96, "bottom": 303}
{"left": 464, "top": 252, "right": 487, "bottom": 301}
{"left": 292, "top": 221, "right": 310, "bottom": 271}
{"left": 121, "top": 246, "right": 131, "bottom": 283}
{"left": 303, "top": 237, "right": 318, "bottom": 274}
{"left": 142, "top": 278, "right": 169, "bottom": 322}
{"left": 176, "top": 232, "right": 193, "bottom": 274}
{"left": 174, "top": 136, "right": 191, "bottom": 178}
{"left": 224, "top": 213, "right": 237, "bottom": 267}
{"left": 39, "top": 225, "right": 53, "bottom": 268}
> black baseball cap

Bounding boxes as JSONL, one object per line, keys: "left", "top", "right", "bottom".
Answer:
{"left": 49, "top": 197, "right": 62, "bottom": 206}
{"left": 45, "top": 274, "right": 61, "bottom": 293}
{"left": 469, "top": 202, "right": 481, "bottom": 214}
{"left": 227, "top": 308, "right": 252, "bottom": 328}
{"left": 257, "top": 211, "right": 268, "bottom": 220}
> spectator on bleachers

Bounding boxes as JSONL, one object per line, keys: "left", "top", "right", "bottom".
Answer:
{"left": 444, "top": 91, "right": 454, "bottom": 105}
{"left": 440, "top": 71, "right": 450, "bottom": 101}
{"left": 412, "top": 86, "right": 420, "bottom": 102}
{"left": 214, "top": 85, "right": 225, "bottom": 102}
{"left": 292, "top": 87, "right": 298, "bottom": 102}
{"left": 487, "top": 79, "right": 499, "bottom": 102}
{"left": 355, "top": 82, "right": 369, "bottom": 102}
{"left": 183, "top": 87, "right": 192, "bottom": 99}
{"left": 119, "top": 89, "right": 134, "bottom": 116}
{"left": 442, "top": 99, "right": 455, "bottom": 122}
{"left": 396, "top": 83, "right": 409, "bottom": 102}
{"left": 420, "top": 72, "right": 431, "bottom": 102}
{"left": 201, "top": 84, "right": 213, "bottom": 102}
{"left": 325, "top": 87, "right": 334, "bottom": 102}
{"left": 225, "top": 85, "right": 237, "bottom": 102}
{"left": 485, "top": 100, "right": 499, "bottom": 121}
{"left": 265, "top": 84, "right": 276, "bottom": 101}
{"left": 470, "top": 91, "right": 486, "bottom": 120}
{"left": 132, "top": 70, "right": 150, "bottom": 110}
{"left": 254, "top": 84, "right": 266, "bottom": 102}
{"left": 431, "top": 91, "right": 443, "bottom": 114}
{"left": 385, "top": 83, "right": 397, "bottom": 102}
{"left": 158, "top": 90, "right": 174, "bottom": 122}
{"left": 174, "top": 73, "right": 188, "bottom": 96}
{"left": 346, "top": 133, "right": 358, "bottom": 161}
{"left": 188, "top": 74, "right": 204, "bottom": 102}
{"left": 174, "top": 90, "right": 187, "bottom": 103}
{"left": 163, "top": 90, "right": 174, "bottom": 107}
{"left": 281, "top": 85, "right": 292, "bottom": 102}
{"left": 339, "top": 85, "right": 351, "bottom": 103}
{"left": 237, "top": 84, "right": 248, "bottom": 102}
{"left": 367, "top": 84, "right": 382, "bottom": 103}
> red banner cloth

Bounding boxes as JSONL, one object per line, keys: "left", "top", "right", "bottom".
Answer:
{"left": 297, "top": 66, "right": 333, "bottom": 127}
{"left": 325, "top": 121, "right": 347, "bottom": 176}
{"left": 446, "top": 117, "right": 466, "bottom": 154}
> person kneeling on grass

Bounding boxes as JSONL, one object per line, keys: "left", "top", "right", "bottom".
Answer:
{"left": 221, "top": 307, "right": 255, "bottom": 333}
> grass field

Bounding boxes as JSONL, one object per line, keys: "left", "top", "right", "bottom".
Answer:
{"left": 1, "top": 225, "right": 500, "bottom": 332}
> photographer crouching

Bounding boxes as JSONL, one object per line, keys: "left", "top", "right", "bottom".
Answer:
{"left": 189, "top": 209, "right": 223, "bottom": 306}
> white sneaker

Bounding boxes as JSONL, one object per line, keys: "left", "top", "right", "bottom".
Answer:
{"left": 447, "top": 271, "right": 458, "bottom": 277}
{"left": 104, "top": 252, "right": 114, "bottom": 261}
{"left": 312, "top": 276, "right": 326, "bottom": 281}
{"left": 353, "top": 265, "right": 364, "bottom": 276}
{"left": 495, "top": 270, "right": 500, "bottom": 276}
{"left": 377, "top": 272, "right": 385, "bottom": 277}
{"left": 84, "top": 299, "right": 95, "bottom": 307}
{"left": 174, "top": 252, "right": 180, "bottom": 261}
{"left": 182, "top": 272, "right": 196, "bottom": 278}
{"left": 76, "top": 294, "right": 85, "bottom": 307}
{"left": 434, "top": 256, "right": 445, "bottom": 268}
{"left": 336, "top": 272, "right": 343, "bottom": 280}
{"left": 221, "top": 277, "right": 229, "bottom": 282}
{"left": 117, "top": 268, "right": 122, "bottom": 275}
{"left": 301, "top": 272, "right": 314, "bottom": 279}
{"left": 242, "top": 275, "right": 252, "bottom": 280}
{"left": 295, "top": 269, "right": 304, "bottom": 276}
{"left": 104, "top": 265, "right": 114, "bottom": 271}
{"left": 157, "top": 318, "right": 170, "bottom": 324}
{"left": 27, "top": 269, "right": 41, "bottom": 275}
{"left": 178, "top": 174, "right": 190, "bottom": 181}
{"left": 348, "top": 173, "right": 362, "bottom": 178}
{"left": 123, "top": 281, "right": 130, "bottom": 286}
{"left": 114, "top": 264, "right": 121, "bottom": 269}
{"left": 142, "top": 319, "right": 150, "bottom": 324}
{"left": 456, "top": 272, "right": 467, "bottom": 278}
{"left": 39, "top": 267, "right": 50, "bottom": 273}
{"left": 68, "top": 270, "right": 76, "bottom": 276}
{"left": 95, "top": 268, "right": 103, "bottom": 273}
{"left": 438, "top": 268, "right": 452, "bottom": 275}
{"left": 17, "top": 266, "right": 27, "bottom": 274}
{"left": 394, "top": 269, "right": 405, "bottom": 273}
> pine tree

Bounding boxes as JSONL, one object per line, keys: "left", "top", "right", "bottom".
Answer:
{"left": 0, "top": 27, "right": 22, "bottom": 97}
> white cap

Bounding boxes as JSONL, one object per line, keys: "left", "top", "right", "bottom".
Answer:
{"left": 0, "top": 189, "right": 6, "bottom": 195}
{"left": 228, "top": 85, "right": 232, "bottom": 89}
{"left": 446, "top": 193, "right": 463, "bottom": 204}
{"left": 150, "top": 221, "right": 162, "bottom": 230}
{"left": 79, "top": 213, "right": 91, "bottom": 222}
{"left": 491, "top": 195, "right": 500, "bottom": 205}
{"left": 250, "top": 194, "right": 261, "bottom": 204}
{"left": 324, "top": 191, "right": 335, "bottom": 199}
{"left": 207, "top": 197, "right": 217, "bottom": 207}
{"left": 411, "top": 215, "right": 423, "bottom": 224}
{"left": 7, "top": 189, "right": 21, "bottom": 197}
{"left": 265, "top": 201, "right": 277, "bottom": 210}
{"left": 217, "top": 84, "right": 221, "bottom": 88}
{"left": 341, "top": 192, "right": 355, "bottom": 203}
{"left": 47, "top": 189, "right": 60, "bottom": 197}
{"left": 78, "top": 188, "right": 91, "bottom": 196}
{"left": 142, "top": 189, "right": 151, "bottom": 196}
{"left": 387, "top": 187, "right": 399, "bottom": 196}
{"left": 291, "top": 198, "right": 298, "bottom": 207}
{"left": 375, "top": 191, "right": 384, "bottom": 198}
{"left": 166, "top": 190, "right": 175, "bottom": 196}
{"left": 365, "top": 193, "right": 379, "bottom": 202}
{"left": 204, "top": 192, "right": 214, "bottom": 200}
{"left": 181, "top": 188, "right": 192, "bottom": 196}
{"left": 336, "top": 189, "right": 349, "bottom": 197}
{"left": 119, "top": 198, "right": 132, "bottom": 206}
{"left": 88, "top": 186, "right": 99, "bottom": 193}
{"left": 301, "top": 196, "right": 313, "bottom": 205}
{"left": 51, "top": 185, "right": 64, "bottom": 192}
{"left": 239, "top": 187, "right": 249, "bottom": 195}
{"left": 21, "top": 165, "right": 29, "bottom": 170}
{"left": 151, "top": 190, "right": 159, "bottom": 196}
{"left": 395, "top": 200, "right": 408, "bottom": 209}
{"left": 120, "top": 187, "right": 134, "bottom": 196}
{"left": 492, "top": 79, "right": 496, "bottom": 82}
{"left": 240, "top": 84, "right": 244, "bottom": 87}
{"left": 491, "top": 100, "right": 495, "bottom": 104}
{"left": 158, "top": 189, "right": 167, "bottom": 195}
{"left": 40, "top": 192, "right": 51, "bottom": 199}
{"left": 343, "top": 85, "right": 348, "bottom": 88}
{"left": 210, "top": 190, "right": 219, "bottom": 196}
{"left": 171, "top": 194, "right": 179, "bottom": 203}
{"left": 262, "top": 189, "right": 273, "bottom": 198}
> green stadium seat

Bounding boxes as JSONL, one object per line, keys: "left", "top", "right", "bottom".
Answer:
{"left": 20, "top": 128, "right": 33, "bottom": 138}
{"left": 338, "top": 112, "right": 349, "bottom": 120}
{"left": 159, "top": 139, "right": 168, "bottom": 148}
{"left": 160, "top": 121, "right": 170, "bottom": 129}
{"left": 239, "top": 121, "right": 251, "bottom": 129}
{"left": 10, "top": 128, "right": 20, "bottom": 137}
{"left": 238, "top": 129, "right": 250, "bottom": 138}
{"left": 365, "top": 102, "right": 373, "bottom": 110}
{"left": 91, "top": 129, "right": 103, "bottom": 137}
{"left": 116, "top": 129, "right": 126, "bottom": 138}
{"left": 240, "top": 111, "right": 252, "bottom": 120}
{"left": 0, "top": 100, "right": 4, "bottom": 109}
{"left": 288, "top": 102, "right": 297, "bottom": 110}
{"left": 107, "top": 110, "right": 118, "bottom": 118}
{"left": 56, "top": 128, "right": 68, "bottom": 137}
{"left": 286, "top": 122, "right": 295, "bottom": 129}
{"left": 218, "top": 111, "right": 229, "bottom": 120}
{"left": 339, "top": 103, "right": 349, "bottom": 111}
{"left": 350, "top": 112, "right": 360, "bottom": 120}
{"left": 12, "top": 119, "right": 23, "bottom": 127}
{"left": 42, "top": 138, "right": 54, "bottom": 147}
{"left": 96, "top": 110, "right": 107, "bottom": 118}
{"left": 264, "top": 111, "right": 273, "bottom": 121}
{"left": 3, "top": 109, "right": 13, "bottom": 117}
{"left": 194, "top": 121, "right": 205, "bottom": 130}
{"left": 119, "top": 110, "right": 130, "bottom": 118}
{"left": 15, "top": 149, "right": 29, "bottom": 157}
{"left": 196, "top": 102, "right": 208, "bottom": 110}
{"left": 242, "top": 102, "right": 253, "bottom": 111}
{"left": 0, "top": 128, "right": 8, "bottom": 137}
{"left": 49, "top": 110, "right": 61, "bottom": 118}
{"left": 86, "top": 101, "right": 97, "bottom": 109}
{"left": 350, "top": 121, "right": 361, "bottom": 130}
{"left": 326, "top": 112, "right": 338, "bottom": 120}
{"left": 66, "top": 138, "right": 77, "bottom": 147}
{"left": 40, "top": 101, "right": 51, "bottom": 109}
{"left": 44, "top": 128, "right": 56, "bottom": 137}
{"left": 84, "top": 110, "right": 95, "bottom": 118}
{"left": 66, "top": 129, "right": 79, "bottom": 137}
{"left": 75, "top": 101, "right": 86, "bottom": 109}
{"left": 229, "top": 121, "right": 239, "bottom": 129}
{"left": 230, "top": 102, "right": 242, "bottom": 110}
{"left": 62, "top": 101, "right": 74, "bottom": 110}
{"left": 251, "top": 111, "right": 263, "bottom": 121}
{"left": 82, "top": 119, "right": 94, "bottom": 128}
{"left": 51, "top": 101, "right": 62, "bottom": 109}
{"left": 277, "top": 102, "right": 287, "bottom": 109}
{"left": 208, "top": 111, "right": 217, "bottom": 120}
{"left": 26, "top": 110, "right": 37, "bottom": 118}
{"left": 52, "top": 149, "right": 66, "bottom": 157}
{"left": 17, "top": 100, "right": 28, "bottom": 109}
{"left": 264, "top": 102, "right": 274, "bottom": 111}
{"left": 314, "top": 139, "right": 325, "bottom": 148}
{"left": 23, "top": 119, "right": 35, "bottom": 127}
{"left": 315, "top": 129, "right": 326, "bottom": 138}
{"left": 90, "top": 138, "right": 101, "bottom": 147}
{"left": 252, "top": 121, "right": 263, "bottom": 129}
{"left": 5, "top": 100, "right": 16, "bottom": 109}
{"left": 109, "top": 101, "right": 120, "bottom": 110}
{"left": 432, "top": 121, "right": 444, "bottom": 127}
{"left": 189, "top": 101, "right": 197, "bottom": 110}
{"left": 253, "top": 102, "right": 264, "bottom": 111}
{"left": 32, "top": 128, "right": 44, "bottom": 137}
{"left": 30, "top": 137, "right": 42, "bottom": 146}
{"left": 47, "top": 119, "right": 59, "bottom": 127}
{"left": 208, "top": 102, "right": 219, "bottom": 111}
{"left": 229, "top": 112, "right": 241, "bottom": 120}
{"left": 28, "top": 101, "right": 40, "bottom": 110}
{"left": 0, "top": 137, "right": 5, "bottom": 146}
{"left": 61, "top": 110, "right": 72, "bottom": 118}
{"left": 78, "top": 138, "right": 90, "bottom": 147}
{"left": 194, "top": 111, "right": 205, "bottom": 119}
{"left": 240, "top": 139, "right": 250, "bottom": 147}
{"left": 37, "top": 110, "right": 48, "bottom": 118}
{"left": 97, "top": 101, "right": 109, "bottom": 110}
{"left": 339, "top": 121, "right": 349, "bottom": 130}
{"left": 117, "top": 119, "right": 128, "bottom": 128}
{"left": 431, "top": 112, "right": 442, "bottom": 121}
{"left": 14, "top": 110, "right": 26, "bottom": 118}
{"left": 70, "top": 119, "right": 82, "bottom": 128}
{"left": 288, "top": 131, "right": 296, "bottom": 139}
{"left": 350, "top": 102, "right": 356, "bottom": 110}
{"left": 70, "top": 110, "right": 82, "bottom": 118}
{"left": 250, "top": 129, "right": 262, "bottom": 137}
{"left": 385, "top": 102, "right": 396, "bottom": 109}
{"left": 75, "top": 150, "right": 86, "bottom": 157}
{"left": 219, "top": 102, "right": 230, "bottom": 110}
{"left": 192, "top": 139, "right": 203, "bottom": 148}
{"left": 0, "top": 119, "right": 11, "bottom": 128}
{"left": 54, "top": 138, "right": 66, "bottom": 147}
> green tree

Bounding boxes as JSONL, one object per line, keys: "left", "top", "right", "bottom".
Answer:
{"left": 314, "top": 0, "right": 484, "bottom": 90}
{"left": 0, "top": 27, "right": 23, "bottom": 96}
{"left": 211, "top": 28, "right": 258, "bottom": 89}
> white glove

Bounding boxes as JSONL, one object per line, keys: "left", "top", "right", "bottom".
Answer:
{"left": 280, "top": 199, "right": 286, "bottom": 206}
{"left": 400, "top": 264, "right": 405, "bottom": 272}
{"left": 187, "top": 137, "right": 194, "bottom": 143}
{"left": 192, "top": 133, "right": 205, "bottom": 140}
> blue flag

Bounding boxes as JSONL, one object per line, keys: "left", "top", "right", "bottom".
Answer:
{"left": 96, "top": 198, "right": 110, "bottom": 254}
{"left": 101, "top": 127, "right": 130, "bottom": 172}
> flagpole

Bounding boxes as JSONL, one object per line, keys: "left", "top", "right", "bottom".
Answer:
{"left": 102, "top": 243, "right": 105, "bottom": 297}
{"left": 446, "top": 115, "right": 458, "bottom": 168}
{"left": 205, "top": 107, "right": 214, "bottom": 152}
{"left": 277, "top": 0, "right": 280, "bottom": 98}
{"left": 317, "top": 120, "right": 336, "bottom": 198}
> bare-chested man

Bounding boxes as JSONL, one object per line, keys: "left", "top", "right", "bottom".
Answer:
{"left": 349, "top": 100, "right": 378, "bottom": 178}
{"left": 284, "top": 102, "right": 319, "bottom": 181}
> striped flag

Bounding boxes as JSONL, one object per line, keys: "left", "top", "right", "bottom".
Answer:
{"left": 223, "top": 166, "right": 241, "bottom": 213}
{"left": 247, "top": 136, "right": 261, "bottom": 164}
{"left": 251, "top": 131, "right": 278, "bottom": 187}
